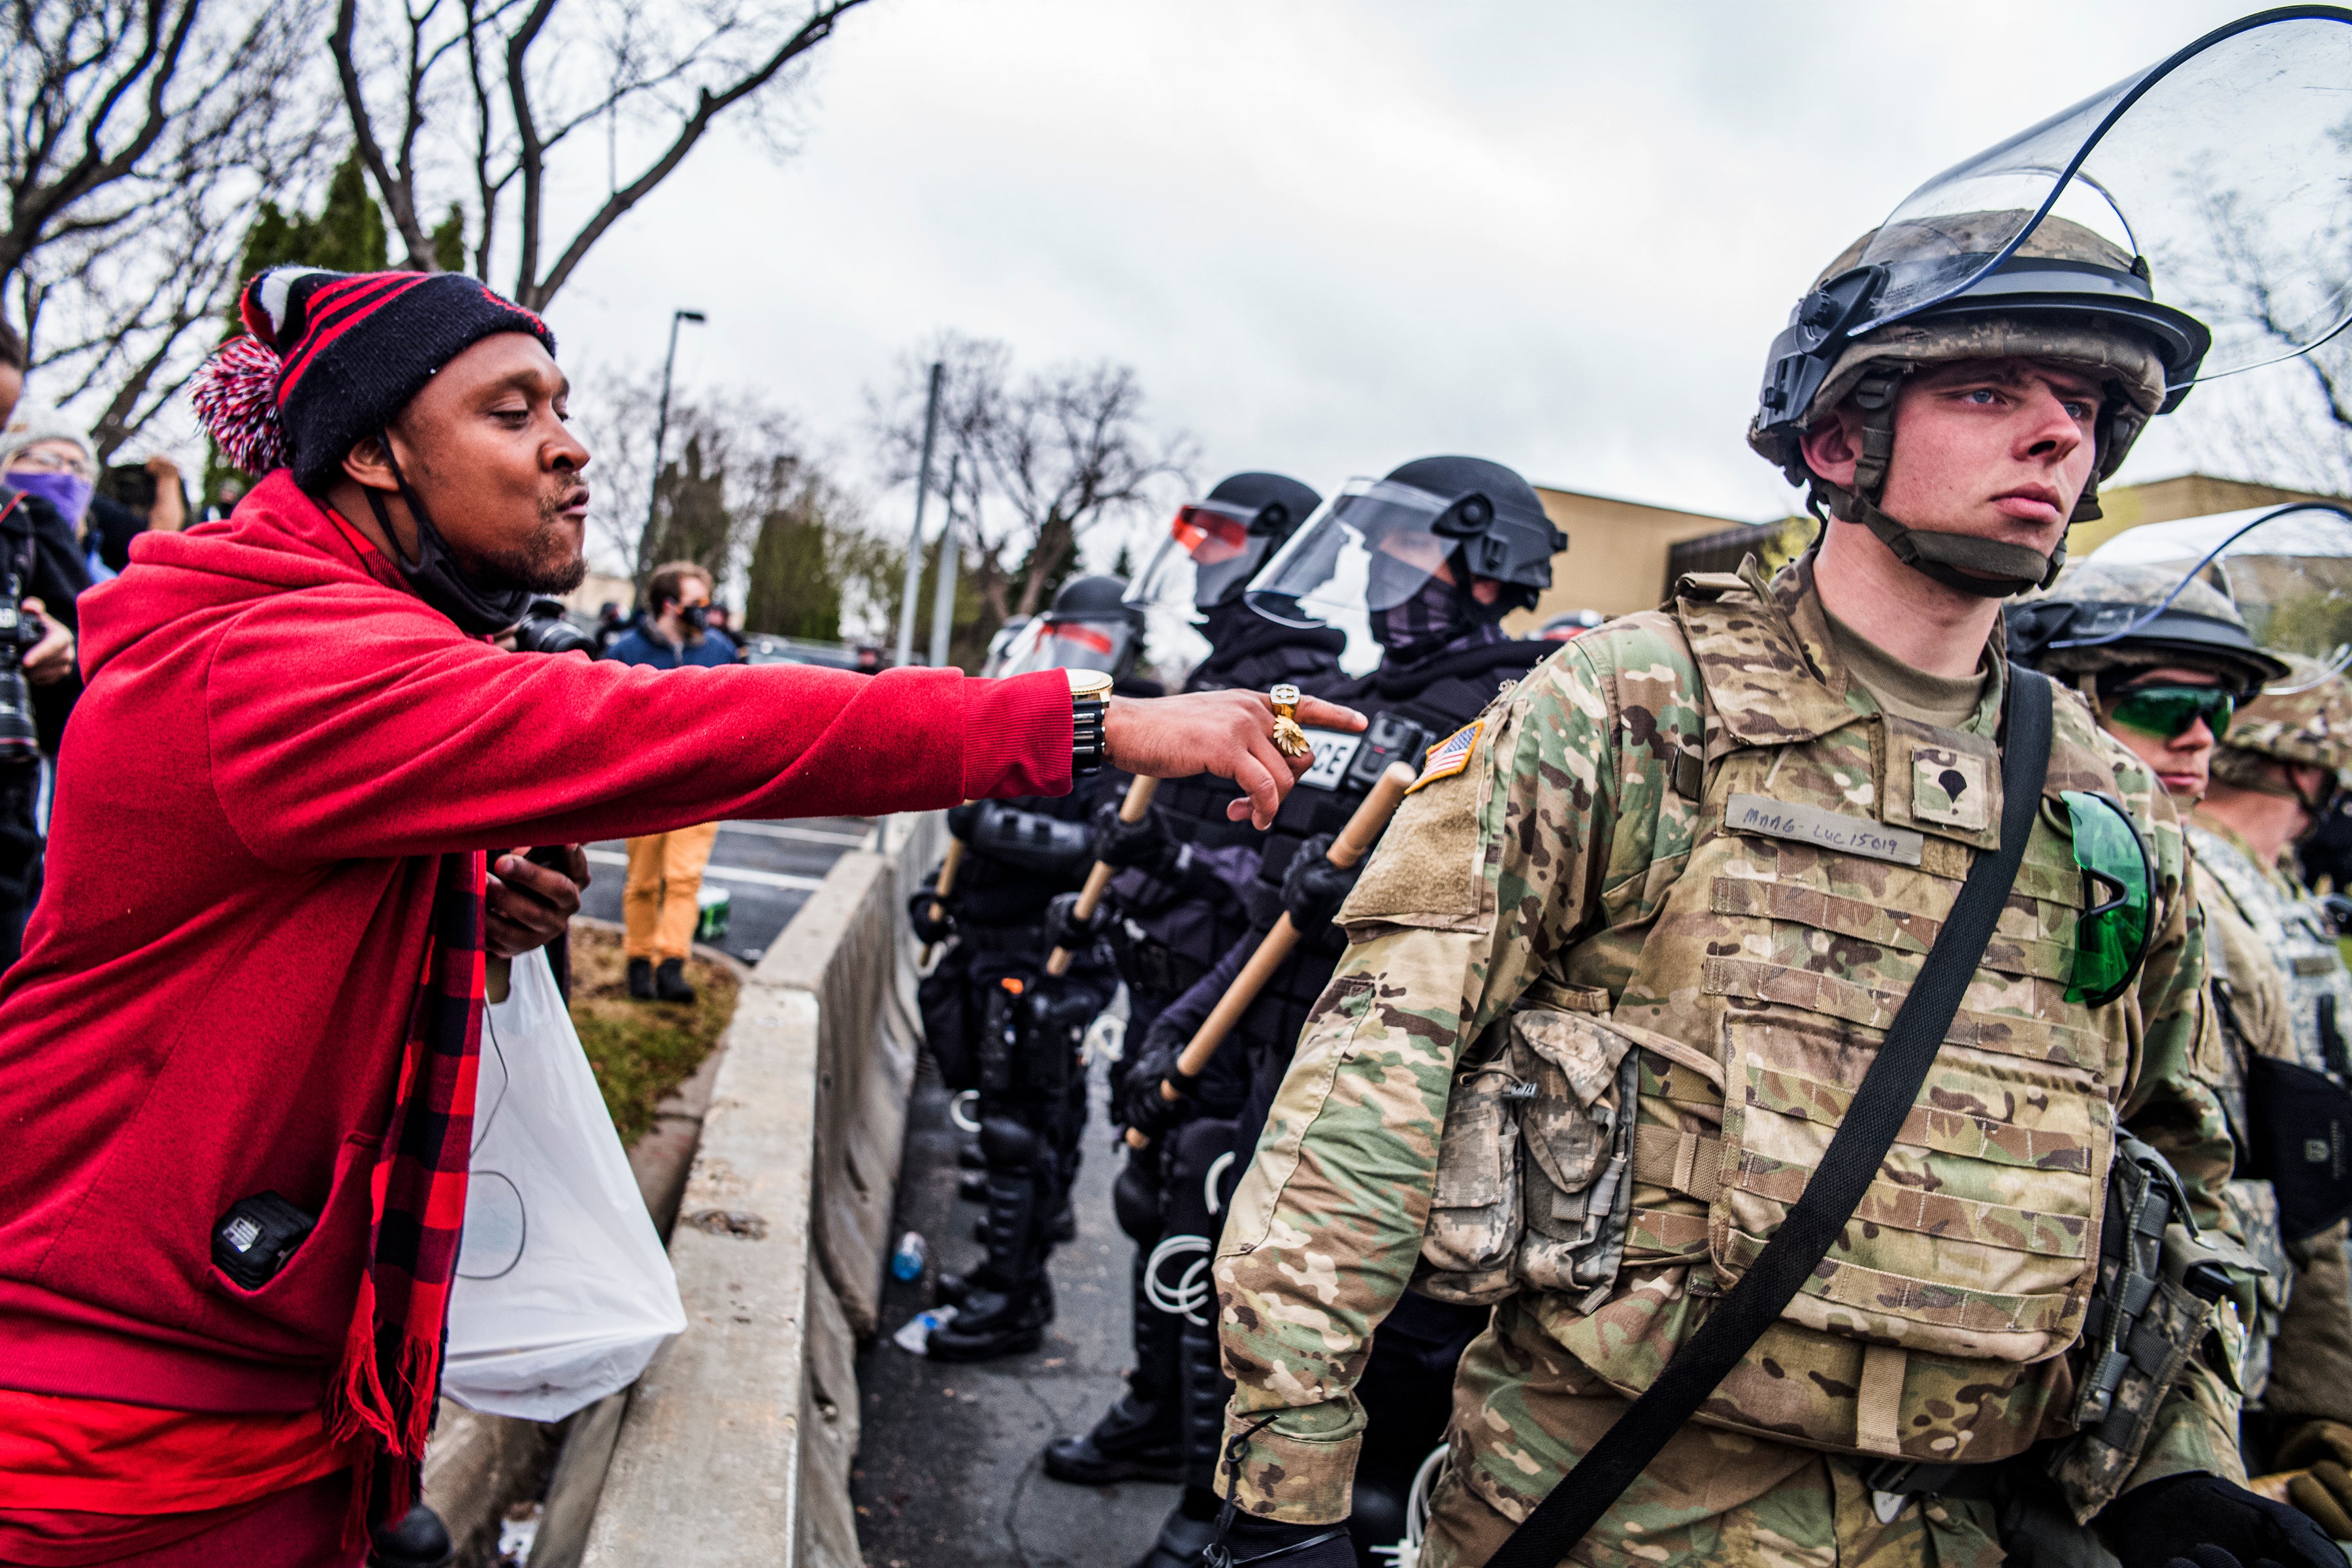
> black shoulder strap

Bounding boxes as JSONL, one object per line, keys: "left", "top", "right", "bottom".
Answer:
{"left": 1484, "top": 663, "right": 2055, "bottom": 1568}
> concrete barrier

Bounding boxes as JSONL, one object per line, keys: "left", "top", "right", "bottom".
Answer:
{"left": 581, "top": 812, "right": 943, "bottom": 1568}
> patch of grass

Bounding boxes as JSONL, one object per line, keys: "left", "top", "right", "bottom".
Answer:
{"left": 566, "top": 924, "right": 740, "bottom": 1145}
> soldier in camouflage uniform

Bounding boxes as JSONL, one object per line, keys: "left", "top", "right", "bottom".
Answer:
{"left": 2014, "top": 562, "right": 2352, "bottom": 1539}
{"left": 1203, "top": 213, "right": 2336, "bottom": 1568}
{"left": 2183, "top": 672, "right": 2352, "bottom": 1535}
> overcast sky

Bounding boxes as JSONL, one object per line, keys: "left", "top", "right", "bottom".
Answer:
{"left": 538, "top": 0, "right": 2264, "bottom": 570}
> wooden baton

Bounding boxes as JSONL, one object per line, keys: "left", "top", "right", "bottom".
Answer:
{"left": 1125, "top": 760, "right": 1417, "bottom": 1149}
{"left": 1047, "top": 774, "right": 1159, "bottom": 976}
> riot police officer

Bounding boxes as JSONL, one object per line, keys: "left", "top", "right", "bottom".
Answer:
{"left": 910, "top": 574, "right": 1160, "bottom": 1362}
{"left": 1042, "top": 473, "right": 1344, "bottom": 1488}
{"left": 1121, "top": 455, "right": 1563, "bottom": 1568}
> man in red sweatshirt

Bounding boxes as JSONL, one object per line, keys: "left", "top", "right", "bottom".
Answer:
{"left": 0, "top": 268, "right": 1359, "bottom": 1567}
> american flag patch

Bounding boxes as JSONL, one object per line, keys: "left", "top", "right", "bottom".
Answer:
{"left": 1407, "top": 721, "right": 1481, "bottom": 794}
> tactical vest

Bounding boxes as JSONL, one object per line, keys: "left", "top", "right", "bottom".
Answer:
{"left": 1418, "top": 576, "right": 2161, "bottom": 1474}
{"left": 2187, "top": 823, "right": 2352, "bottom": 1084}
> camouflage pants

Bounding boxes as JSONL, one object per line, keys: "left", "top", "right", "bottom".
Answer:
{"left": 1420, "top": 1298, "right": 2007, "bottom": 1568}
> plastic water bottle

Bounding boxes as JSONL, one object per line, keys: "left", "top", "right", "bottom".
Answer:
{"left": 890, "top": 1230, "right": 926, "bottom": 1282}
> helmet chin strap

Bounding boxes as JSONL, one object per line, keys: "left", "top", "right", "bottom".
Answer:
{"left": 1814, "top": 368, "right": 2093, "bottom": 601}
{"left": 363, "top": 433, "right": 534, "bottom": 637}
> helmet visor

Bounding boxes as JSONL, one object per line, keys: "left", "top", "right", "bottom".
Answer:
{"left": 996, "top": 613, "right": 1135, "bottom": 679}
{"left": 1848, "top": 10, "right": 2352, "bottom": 387}
{"left": 2084, "top": 503, "right": 2352, "bottom": 690}
{"left": 1245, "top": 478, "right": 1467, "bottom": 621}
{"left": 1126, "top": 500, "right": 1282, "bottom": 612}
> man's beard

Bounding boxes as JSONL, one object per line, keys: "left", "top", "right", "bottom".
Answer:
{"left": 471, "top": 492, "right": 588, "bottom": 595}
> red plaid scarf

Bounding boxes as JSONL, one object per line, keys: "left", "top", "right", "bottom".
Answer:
{"left": 330, "top": 850, "right": 486, "bottom": 1534}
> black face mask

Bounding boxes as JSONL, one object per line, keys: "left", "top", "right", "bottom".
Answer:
{"left": 363, "top": 436, "right": 533, "bottom": 637}
{"left": 680, "top": 604, "right": 710, "bottom": 635}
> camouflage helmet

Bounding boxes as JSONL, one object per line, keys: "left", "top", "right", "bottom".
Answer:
{"left": 1749, "top": 212, "right": 2204, "bottom": 601}
{"left": 2008, "top": 558, "right": 2289, "bottom": 697}
{"left": 2212, "top": 658, "right": 2352, "bottom": 792}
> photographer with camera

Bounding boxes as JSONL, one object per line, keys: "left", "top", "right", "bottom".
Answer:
{"left": 0, "top": 402, "right": 95, "bottom": 969}
{"left": 604, "top": 560, "right": 733, "bottom": 1002}
{"left": 0, "top": 265, "right": 1357, "bottom": 1566}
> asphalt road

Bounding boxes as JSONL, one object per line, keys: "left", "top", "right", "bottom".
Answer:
{"left": 853, "top": 1058, "right": 1178, "bottom": 1567}
{"left": 578, "top": 815, "right": 877, "bottom": 964}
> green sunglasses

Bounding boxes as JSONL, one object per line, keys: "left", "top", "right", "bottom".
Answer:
{"left": 2105, "top": 684, "right": 2235, "bottom": 743}
{"left": 2060, "top": 790, "right": 2153, "bottom": 1009}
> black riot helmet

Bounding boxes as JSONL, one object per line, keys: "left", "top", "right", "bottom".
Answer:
{"left": 1126, "top": 472, "right": 1324, "bottom": 615}
{"left": 1245, "top": 455, "right": 1563, "bottom": 636}
{"left": 993, "top": 573, "right": 1144, "bottom": 681}
{"left": 1748, "top": 9, "right": 2352, "bottom": 599}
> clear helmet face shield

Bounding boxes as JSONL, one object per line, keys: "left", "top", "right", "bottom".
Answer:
{"left": 994, "top": 612, "right": 1137, "bottom": 680}
{"left": 1243, "top": 478, "right": 1471, "bottom": 676}
{"left": 2079, "top": 503, "right": 2352, "bottom": 691}
{"left": 1767, "top": 9, "right": 2352, "bottom": 419}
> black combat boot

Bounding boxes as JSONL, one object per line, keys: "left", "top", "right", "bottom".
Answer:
{"left": 926, "top": 1271, "right": 1053, "bottom": 1362}
{"left": 1129, "top": 1486, "right": 1222, "bottom": 1568}
{"left": 654, "top": 956, "right": 696, "bottom": 1003}
{"left": 626, "top": 956, "right": 654, "bottom": 999}
{"left": 369, "top": 1502, "right": 455, "bottom": 1568}
{"left": 928, "top": 1115, "right": 1054, "bottom": 1362}
{"left": 1043, "top": 1260, "right": 1183, "bottom": 1484}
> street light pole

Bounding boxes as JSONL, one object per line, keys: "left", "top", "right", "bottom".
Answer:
{"left": 893, "top": 360, "right": 945, "bottom": 667}
{"left": 926, "top": 453, "right": 962, "bottom": 669}
{"left": 643, "top": 308, "right": 706, "bottom": 586}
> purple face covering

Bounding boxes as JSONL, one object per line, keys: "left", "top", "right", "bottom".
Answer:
{"left": 7, "top": 469, "right": 93, "bottom": 526}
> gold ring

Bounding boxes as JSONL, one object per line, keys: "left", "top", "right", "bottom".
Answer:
{"left": 1270, "top": 684, "right": 1310, "bottom": 759}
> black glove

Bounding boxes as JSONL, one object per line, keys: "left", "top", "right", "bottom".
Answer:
{"left": 1281, "top": 832, "right": 1362, "bottom": 936}
{"left": 2104, "top": 1472, "right": 2345, "bottom": 1568}
{"left": 1092, "top": 798, "right": 1182, "bottom": 878}
{"left": 1044, "top": 890, "right": 1110, "bottom": 954}
{"left": 945, "top": 802, "right": 981, "bottom": 841}
{"left": 1205, "top": 1511, "right": 1354, "bottom": 1568}
{"left": 1122, "top": 1039, "right": 1192, "bottom": 1139}
{"left": 906, "top": 890, "right": 955, "bottom": 946}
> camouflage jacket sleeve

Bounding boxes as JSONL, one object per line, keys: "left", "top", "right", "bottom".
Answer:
{"left": 1211, "top": 633, "right": 1684, "bottom": 1522}
{"left": 2110, "top": 798, "right": 2247, "bottom": 1491}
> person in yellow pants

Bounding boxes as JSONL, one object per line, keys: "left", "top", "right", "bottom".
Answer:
{"left": 621, "top": 819, "right": 719, "bottom": 1002}
{"left": 604, "top": 561, "right": 738, "bottom": 1002}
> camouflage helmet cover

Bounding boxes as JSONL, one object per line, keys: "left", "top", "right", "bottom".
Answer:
{"left": 1747, "top": 214, "right": 2173, "bottom": 485}
{"left": 2215, "top": 657, "right": 2352, "bottom": 781}
{"left": 2014, "top": 557, "right": 2289, "bottom": 694}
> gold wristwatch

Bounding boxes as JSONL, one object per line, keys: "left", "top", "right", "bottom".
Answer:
{"left": 1068, "top": 668, "right": 1113, "bottom": 776}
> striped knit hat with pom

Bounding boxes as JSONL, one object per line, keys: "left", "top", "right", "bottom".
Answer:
{"left": 193, "top": 268, "right": 555, "bottom": 491}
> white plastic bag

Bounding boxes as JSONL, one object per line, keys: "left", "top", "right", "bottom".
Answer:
{"left": 442, "top": 947, "right": 686, "bottom": 1420}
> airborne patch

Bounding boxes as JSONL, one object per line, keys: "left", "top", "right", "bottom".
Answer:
{"left": 1911, "top": 748, "right": 1990, "bottom": 831}
{"left": 1407, "top": 721, "right": 1481, "bottom": 794}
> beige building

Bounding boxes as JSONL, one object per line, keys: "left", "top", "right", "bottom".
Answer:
{"left": 1501, "top": 485, "right": 1752, "bottom": 632}
{"left": 1502, "top": 473, "right": 2349, "bottom": 634}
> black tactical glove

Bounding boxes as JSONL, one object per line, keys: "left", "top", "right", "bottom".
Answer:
{"left": 1204, "top": 1511, "right": 1353, "bottom": 1567}
{"left": 906, "top": 890, "right": 955, "bottom": 946}
{"left": 945, "top": 801, "right": 982, "bottom": 841}
{"left": 1092, "top": 798, "right": 1183, "bottom": 879}
{"left": 1043, "top": 890, "right": 1110, "bottom": 955}
{"left": 1281, "top": 832, "right": 1362, "bottom": 937}
{"left": 1122, "top": 1037, "right": 1192, "bottom": 1139}
{"left": 2104, "top": 1472, "right": 2345, "bottom": 1568}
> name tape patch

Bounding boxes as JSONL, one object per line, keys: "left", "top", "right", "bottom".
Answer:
{"left": 1725, "top": 794, "right": 1923, "bottom": 866}
{"left": 1407, "top": 721, "right": 1481, "bottom": 794}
